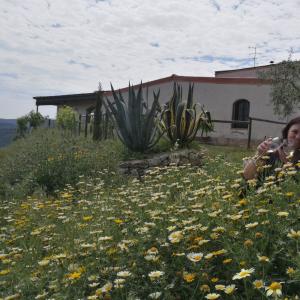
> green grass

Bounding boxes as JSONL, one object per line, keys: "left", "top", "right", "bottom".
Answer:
{"left": 0, "top": 129, "right": 129, "bottom": 197}
{"left": 0, "top": 130, "right": 299, "bottom": 299}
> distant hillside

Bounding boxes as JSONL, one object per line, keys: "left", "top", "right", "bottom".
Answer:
{"left": 0, "top": 119, "right": 17, "bottom": 148}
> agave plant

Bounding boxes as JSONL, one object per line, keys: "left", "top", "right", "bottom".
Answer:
{"left": 161, "top": 83, "right": 213, "bottom": 147}
{"left": 105, "top": 83, "right": 163, "bottom": 152}
{"left": 199, "top": 110, "right": 213, "bottom": 137}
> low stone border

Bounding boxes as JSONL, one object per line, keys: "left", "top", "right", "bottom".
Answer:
{"left": 118, "top": 149, "right": 204, "bottom": 177}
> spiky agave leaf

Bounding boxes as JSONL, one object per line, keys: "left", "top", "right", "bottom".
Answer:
{"left": 199, "top": 109, "right": 214, "bottom": 136}
{"left": 105, "top": 83, "right": 162, "bottom": 152}
{"left": 105, "top": 96, "right": 132, "bottom": 146}
{"left": 142, "top": 91, "right": 163, "bottom": 150}
{"left": 161, "top": 82, "right": 213, "bottom": 147}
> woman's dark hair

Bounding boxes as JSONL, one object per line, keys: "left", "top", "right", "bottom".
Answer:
{"left": 282, "top": 116, "right": 300, "bottom": 139}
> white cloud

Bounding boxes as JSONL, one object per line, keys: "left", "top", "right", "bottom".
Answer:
{"left": 0, "top": 0, "right": 300, "bottom": 118}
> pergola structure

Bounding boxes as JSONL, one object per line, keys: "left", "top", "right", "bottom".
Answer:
{"left": 34, "top": 92, "right": 98, "bottom": 112}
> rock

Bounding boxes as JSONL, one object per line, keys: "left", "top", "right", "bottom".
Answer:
{"left": 119, "top": 161, "right": 131, "bottom": 168}
{"left": 118, "top": 167, "right": 130, "bottom": 175}
{"left": 160, "top": 157, "right": 170, "bottom": 166}
{"left": 159, "top": 154, "right": 169, "bottom": 162}
{"left": 117, "top": 149, "right": 204, "bottom": 177}
{"left": 128, "top": 160, "right": 149, "bottom": 169}
{"left": 148, "top": 157, "right": 162, "bottom": 167}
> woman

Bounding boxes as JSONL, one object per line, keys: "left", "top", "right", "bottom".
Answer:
{"left": 243, "top": 116, "right": 300, "bottom": 180}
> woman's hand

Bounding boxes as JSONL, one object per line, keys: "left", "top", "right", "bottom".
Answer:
{"left": 257, "top": 138, "right": 272, "bottom": 156}
{"left": 277, "top": 147, "right": 288, "bottom": 164}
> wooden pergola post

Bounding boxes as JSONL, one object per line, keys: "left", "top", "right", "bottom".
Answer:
{"left": 84, "top": 112, "right": 89, "bottom": 138}
{"left": 78, "top": 114, "right": 82, "bottom": 136}
{"left": 247, "top": 117, "right": 252, "bottom": 149}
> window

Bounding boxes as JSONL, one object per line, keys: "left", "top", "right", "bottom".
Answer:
{"left": 232, "top": 99, "right": 250, "bottom": 128}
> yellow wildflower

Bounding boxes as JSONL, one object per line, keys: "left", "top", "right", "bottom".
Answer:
{"left": 117, "top": 271, "right": 132, "bottom": 278}
{"left": 286, "top": 267, "right": 295, "bottom": 276}
{"left": 245, "top": 222, "right": 259, "bottom": 230}
{"left": 205, "top": 293, "right": 220, "bottom": 300}
{"left": 244, "top": 239, "right": 253, "bottom": 247}
{"left": 265, "top": 282, "right": 282, "bottom": 297}
{"left": 255, "top": 232, "right": 263, "bottom": 238}
{"left": 96, "top": 282, "right": 113, "bottom": 294}
{"left": 200, "top": 284, "right": 210, "bottom": 292}
{"left": 277, "top": 211, "right": 289, "bottom": 217}
{"left": 148, "top": 271, "right": 164, "bottom": 281}
{"left": 114, "top": 219, "right": 124, "bottom": 225}
{"left": 213, "top": 249, "right": 227, "bottom": 256}
{"left": 168, "top": 231, "right": 183, "bottom": 243}
{"left": 148, "top": 292, "right": 162, "bottom": 299}
{"left": 253, "top": 279, "right": 264, "bottom": 289}
{"left": 232, "top": 268, "right": 255, "bottom": 280}
{"left": 224, "top": 284, "right": 236, "bottom": 294}
{"left": 285, "top": 192, "right": 294, "bottom": 197}
{"left": 215, "top": 284, "right": 225, "bottom": 291}
{"left": 183, "top": 272, "right": 197, "bottom": 283}
{"left": 187, "top": 252, "right": 203, "bottom": 262}
{"left": 287, "top": 229, "right": 300, "bottom": 239}
{"left": 38, "top": 259, "right": 50, "bottom": 267}
{"left": 205, "top": 253, "right": 214, "bottom": 260}
{"left": 66, "top": 271, "right": 82, "bottom": 280}
{"left": 0, "top": 269, "right": 10, "bottom": 276}
{"left": 222, "top": 258, "right": 232, "bottom": 265}
{"left": 257, "top": 255, "right": 270, "bottom": 263}
{"left": 238, "top": 199, "right": 248, "bottom": 206}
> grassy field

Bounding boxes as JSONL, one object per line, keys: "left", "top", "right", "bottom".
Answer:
{"left": 0, "top": 130, "right": 299, "bottom": 299}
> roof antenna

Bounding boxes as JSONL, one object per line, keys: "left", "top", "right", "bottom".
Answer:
{"left": 248, "top": 45, "right": 258, "bottom": 67}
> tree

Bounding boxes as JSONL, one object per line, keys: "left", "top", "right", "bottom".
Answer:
{"left": 262, "top": 53, "right": 300, "bottom": 117}
{"left": 27, "top": 111, "right": 45, "bottom": 129}
{"left": 56, "top": 106, "right": 77, "bottom": 131}
{"left": 16, "top": 116, "right": 29, "bottom": 138}
{"left": 15, "top": 111, "right": 45, "bottom": 139}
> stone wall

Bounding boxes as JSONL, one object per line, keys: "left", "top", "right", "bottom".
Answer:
{"left": 118, "top": 149, "right": 203, "bottom": 177}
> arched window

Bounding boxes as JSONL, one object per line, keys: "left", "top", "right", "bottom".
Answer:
{"left": 232, "top": 99, "right": 250, "bottom": 128}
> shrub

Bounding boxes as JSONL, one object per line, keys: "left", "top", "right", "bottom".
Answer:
{"left": 16, "top": 116, "right": 29, "bottom": 138}
{"left": 0, "top": 129, "right": 125, "bottom": 196}
{"left": 27, "top": 110, "right": 45, "bottom": 128}
{"left": 56, "top": 106, "right": 78, "bottom": 131}
{"left": 15, "top": 111, "right": 45, "bottom": 139}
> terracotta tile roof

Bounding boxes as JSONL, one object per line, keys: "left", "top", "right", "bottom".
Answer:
{"left": 34, "top": 74, "right": 271, "bottom": 105}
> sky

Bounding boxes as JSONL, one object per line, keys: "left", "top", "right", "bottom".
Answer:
{"left": 1, "top": 0, "right": 300, "bottom": 119}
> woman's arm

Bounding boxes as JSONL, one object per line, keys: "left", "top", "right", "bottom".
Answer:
{"left": 243, "top": 158, "right": 258, "bottom": 180}
{"left": 243, "top": 138, "right": 272, "bottom": 180}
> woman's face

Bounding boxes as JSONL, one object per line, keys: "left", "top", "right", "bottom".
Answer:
{"left": 287, "top": 123, "right": 300, "bottom": 149}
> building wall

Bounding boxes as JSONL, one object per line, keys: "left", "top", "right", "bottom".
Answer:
{"left": 58, "top": 101, "right": 95, "bottom": 116}
{"left": 61, "top": 80, "right": 295, "bottom": 144}
{"left": 215, "top": 65, "right": 272, "bottom": 78}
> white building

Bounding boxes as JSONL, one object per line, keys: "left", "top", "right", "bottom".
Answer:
{"left": 34, "top": 64, "right": 296, "bottom": 146}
